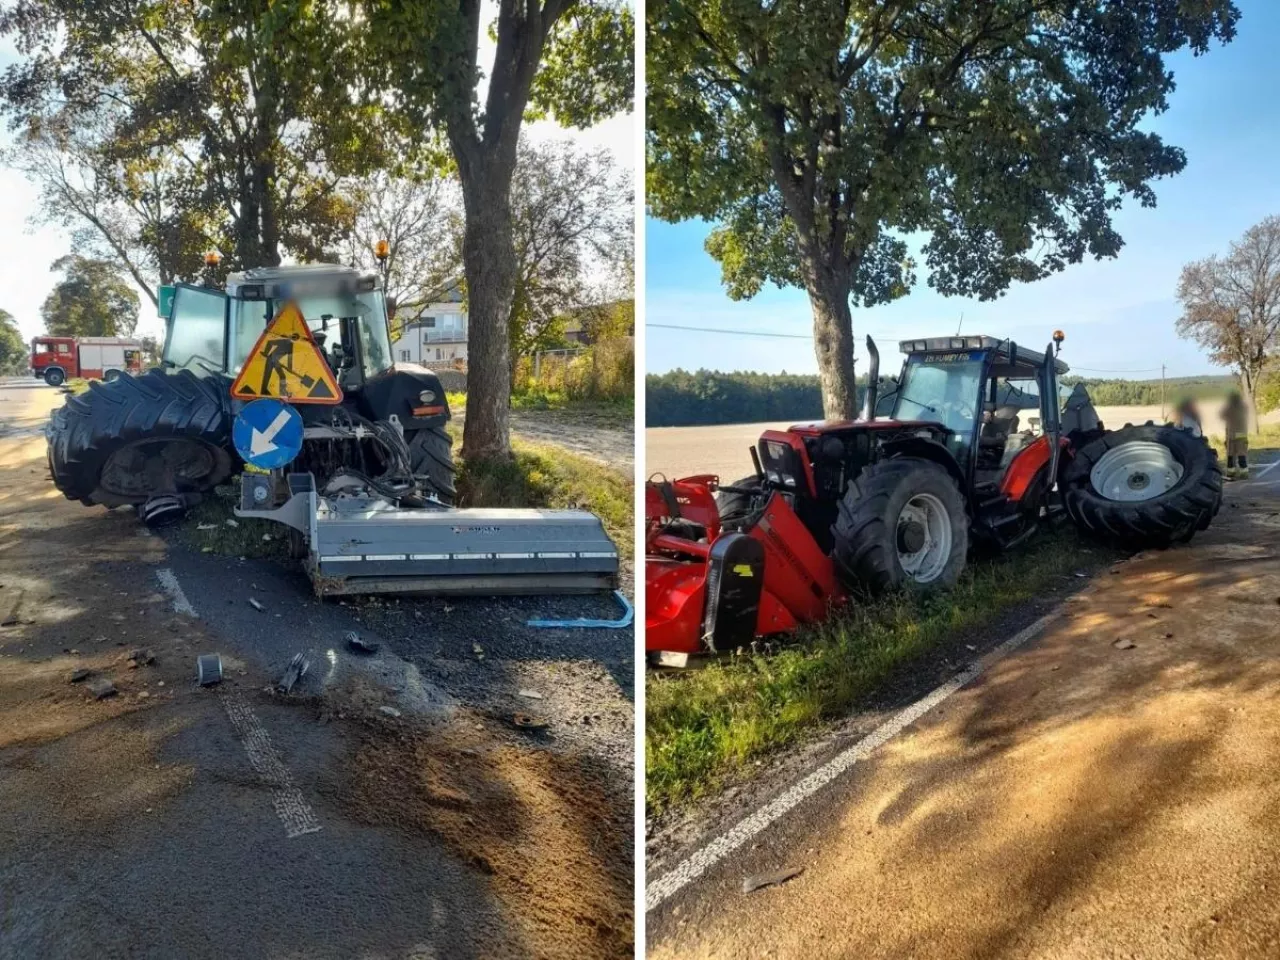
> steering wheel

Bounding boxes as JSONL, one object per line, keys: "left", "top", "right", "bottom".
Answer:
{"left": 937, "top": 398, "right": 975, "bottom": 424}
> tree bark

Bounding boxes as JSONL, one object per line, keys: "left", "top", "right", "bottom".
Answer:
{"left": 1242, "top": 365, "right": 1259, "bottom": 434}
{"left": 805, "top": 264, "right": 858, "bottom": 420}
{"left": 457, "top": 159, "right": 517, "bottom": 460}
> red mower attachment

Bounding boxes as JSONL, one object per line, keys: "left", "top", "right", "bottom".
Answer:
{"left": 645, "top": 475, "right": 844, "bottom": 662}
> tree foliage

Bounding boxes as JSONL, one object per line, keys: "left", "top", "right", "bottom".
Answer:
{"left": 1176, "top": 215, "right": 1280, "bottom": 423}
{"left": 509, "top": 138, "right": 632, "bottom": 368}
{"left": 0, "top": 0, "right": 386, "bottom": 275}
{"left": 340, "top": 171, "right": 462, "bottom": 335}
{"left": 647, "top": 0, "right": 1240, "bottom": 418}
{"left": 41, "top": 255, "right": 140, "bottom": 338}
{"left": 0, "top": 310, "right": 26, "bottom": 375}
{"left": 361, "top": 0, "right": 633, "bottom": 459}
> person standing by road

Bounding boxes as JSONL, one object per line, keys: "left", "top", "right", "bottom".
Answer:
{"left": 1222, "top": 391, "right": 1249, "bottom": 471}
{"left": 1176, "top": 397, "right": 1203, "bottom": 437}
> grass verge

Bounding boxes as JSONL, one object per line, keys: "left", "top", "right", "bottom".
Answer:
{"left": 175, "top": 480, "right": 291, "bottom": 559}
{"left": 645, "top": 526, "right": 1120, "bottom": 815}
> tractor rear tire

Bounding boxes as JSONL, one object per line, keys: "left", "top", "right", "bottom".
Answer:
{"left": 1062, "top": 424, "right": 1222, "bottom": 549}
{"left": 716, "top": 475, "right": 763, "bottom": 531}
{"left": 831, "top": 458, "right": 969, "bottom": 595}
{"left": 47, "top": 369, "right": 237, "bottom": 508}
{"left": 406, "top": 425, "right": 456, "bottom": 504}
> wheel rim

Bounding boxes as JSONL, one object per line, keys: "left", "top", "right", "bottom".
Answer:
{"left": 896, "top": 492, "right": 953, "bottom": 583}
{"left": 1089, "top": 442, "right": 1183, "bottom": 502}
{"left": 100, "top": 438, "right": 219, "bottom": 498}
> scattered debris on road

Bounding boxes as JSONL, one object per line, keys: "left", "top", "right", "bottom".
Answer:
{"left": 742, "top": 866, "right": 804, "bottom": 893}
{"left": 69, "top": 668, "right": 91, "bottom": 683}
{"left": 248, "top": 597, "right": 264, "bottom": 611}
{"left": 346, "top": 631, "right": 378, "bottom": 654}
{"left": 197, "top": 653, "right": 223, "bottom": 686}
{"left": 378, "top": 705, "right": 402, "bottom": 718}
{"left": 1113, "top": 638, "right": 1137, "bottom": 650}
{"left": 85, "top": 676, "right": 117, "bottom": 699}
{"left": 128, "top": 648, "right": 155, "bottom": 666}
{"left": 276, "top": 652, "right": 310, "bottom": 694}
{"left": 519, "top": 689, "right": 545, "bottom": 700}
{"left": 510, "top": 713, "right": 549, "bottom": 732}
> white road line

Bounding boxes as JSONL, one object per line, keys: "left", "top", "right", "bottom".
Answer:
{"left": 645, "top": 612, "right": 1057, "bottom": 913}
{"left": 220, "top": 691, "right": 322, "bottom": 839}
{"left": 155, "top": 568, "right": 196, "bottom": 617}
{"left": 1252, "top": 458, "right": 1280, "bottom": 479}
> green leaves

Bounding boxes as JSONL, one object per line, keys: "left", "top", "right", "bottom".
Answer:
{"left": 649, "top": 0, "right": 1241, "bottom": 318}
{"left": 530, "top": 3, "right": 635, "bottom": 128}
{"left": 41, "top": 255, "right": 141, "bottom": 338}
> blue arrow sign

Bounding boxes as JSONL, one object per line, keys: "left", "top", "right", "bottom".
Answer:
{"left": 233, "top": 398, "right": 304, "bottom": 470}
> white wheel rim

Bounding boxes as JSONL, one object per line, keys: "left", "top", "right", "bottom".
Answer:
{"left": 896, "top": 492, "right": 953, "bottom": 583}
{"left": 1090, "top": 442, "right": 1183, "bottom": 502}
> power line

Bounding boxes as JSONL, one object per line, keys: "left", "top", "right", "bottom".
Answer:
{"left": 1069, "top": 365, "right": 1164, "bottom": 374}
{"left": 647, "top": 322, "right": 813, "bottom": 339}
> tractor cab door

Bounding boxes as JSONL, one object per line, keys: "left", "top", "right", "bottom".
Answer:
{"left": 163, "top": 284, "right": 228, "bottom": 375}
{"left": 1039, "top": 343, "right": 1063, "bottom": 490}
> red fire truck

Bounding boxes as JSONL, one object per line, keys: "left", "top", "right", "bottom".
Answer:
{"left": 30, "top": 336, "right": 144, "bottom": 386}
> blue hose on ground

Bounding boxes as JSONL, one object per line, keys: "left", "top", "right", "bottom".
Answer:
{"left": 527, "top": 590, "right": 634, "bottom": 629}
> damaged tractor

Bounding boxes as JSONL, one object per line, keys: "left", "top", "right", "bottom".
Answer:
{"left": 46, "top": 264, "right": 619, "bottom": 597}
{"left": 646, "top": 332, "right": 1223, "bottom": 663}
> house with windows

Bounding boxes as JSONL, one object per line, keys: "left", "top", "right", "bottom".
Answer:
{"left": 391, "top": 283, "right": 468, "bottom": 366}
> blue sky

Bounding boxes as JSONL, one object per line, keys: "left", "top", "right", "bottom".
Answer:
{"left": 645, "top": 0, "right": 1280, "bottom": 379}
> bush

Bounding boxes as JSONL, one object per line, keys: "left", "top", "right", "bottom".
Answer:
{"left": 513, "top": 337, "right": 633, "bottom": 406}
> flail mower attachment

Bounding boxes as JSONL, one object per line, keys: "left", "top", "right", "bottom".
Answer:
{"left": 645, "top": 475, "right": 843, "bottom": 663}
{"left": 238, "top": 472, "right": 619, "bottom": 597}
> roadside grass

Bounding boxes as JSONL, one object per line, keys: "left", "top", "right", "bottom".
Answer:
{"left": 452, "top": 425, "right": 634, "bottom": 562}
{"left": 175, "top": 480, "right": 291, "bottom": 559}
{"left": 646, "top": 526, "right": 1121, "bottom": 815}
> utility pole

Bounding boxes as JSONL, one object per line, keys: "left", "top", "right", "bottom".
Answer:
{"left": 1161, "top": 363, "right": 1166, "bottom": 421}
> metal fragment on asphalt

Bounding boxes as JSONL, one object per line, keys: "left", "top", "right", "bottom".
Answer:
{"left": 197, "top": 653, "right": 223, "bottom": 686}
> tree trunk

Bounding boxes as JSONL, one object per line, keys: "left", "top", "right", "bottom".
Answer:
{"left": 458, "top": 162, "right": 517, "bottom": 460}
{"left": 1242, "top": 366, "right": 1259, "bottom": 434}
{"left": 805, "top": 266, "right": 858, "bottom": 420}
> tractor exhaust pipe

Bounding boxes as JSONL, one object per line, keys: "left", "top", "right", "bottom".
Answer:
{"left": 861, "top": 335, "right": 879, "bottom": 421}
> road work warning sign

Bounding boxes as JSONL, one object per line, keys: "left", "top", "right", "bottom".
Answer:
{"left": 230, "top": 301, "right": 343, "bottom": 404}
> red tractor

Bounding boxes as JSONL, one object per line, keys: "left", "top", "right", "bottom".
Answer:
{"left": 646, "top": 332, "right": 1223, "bottom": 663}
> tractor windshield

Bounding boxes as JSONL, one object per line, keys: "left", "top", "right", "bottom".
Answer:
{"left": 893, "top": 353, "right": 986, "bottom": 457}
{"left": 230, "top": 290, "right": 393, "bottom": 380}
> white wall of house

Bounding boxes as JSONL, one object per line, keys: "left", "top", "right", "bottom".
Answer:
{"left": 393, "top": 300, "right": 469, "bottom": 366}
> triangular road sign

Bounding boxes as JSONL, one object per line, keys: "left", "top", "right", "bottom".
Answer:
{"left": 230, "top": 301, "right": 343, "bottom": 404}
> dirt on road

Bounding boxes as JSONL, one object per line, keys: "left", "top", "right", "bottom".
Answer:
{"left": 649, "top": 478, "right": 1280, "bottom": 959}
{"left": 0, "top": 381, "right": 634, "bottom": 960}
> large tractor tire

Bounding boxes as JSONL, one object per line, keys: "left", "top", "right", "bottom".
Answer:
{"left": 406, "top": 425, "right": 456, "bottom": 504}
{"left": 716, "top": 475, "right": 764, "bottom": 531}
{"left": 1062, "top": 423, "right": 1222, "bottom": 548}
{"left": 47, "top": 369, "right": 237, "bottom": 508}
{"left": 831, "top": 458, "right": 970, "bottom": 594}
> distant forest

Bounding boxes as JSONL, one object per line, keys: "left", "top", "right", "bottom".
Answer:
{"left": 647, "top": 369, "right": 1246, "bottom": 428}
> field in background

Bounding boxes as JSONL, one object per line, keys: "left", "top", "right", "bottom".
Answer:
{"left": 646, "top": 404, "right": 1275, "bottom": 481}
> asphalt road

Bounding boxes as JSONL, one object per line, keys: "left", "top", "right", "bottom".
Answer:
{"left": 648, "top": 457, "right": 1280, "bottom": 959}
{"left": 0, "top": 381, "right": 634, "bottom": 960}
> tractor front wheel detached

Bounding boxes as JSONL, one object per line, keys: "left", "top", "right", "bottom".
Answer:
{"left": 1062, "top": 423, "right": 1223, "bottom": 548}
{"left": 47, "top": 369, "right": 237, "bottom": 508}
{"left": 831, "top": 458, "right": 970, "bottom": 594}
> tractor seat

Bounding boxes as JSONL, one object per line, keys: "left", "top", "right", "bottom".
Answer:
{"left": 980, "top": 404, "right": 1021, "bottom": 450}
